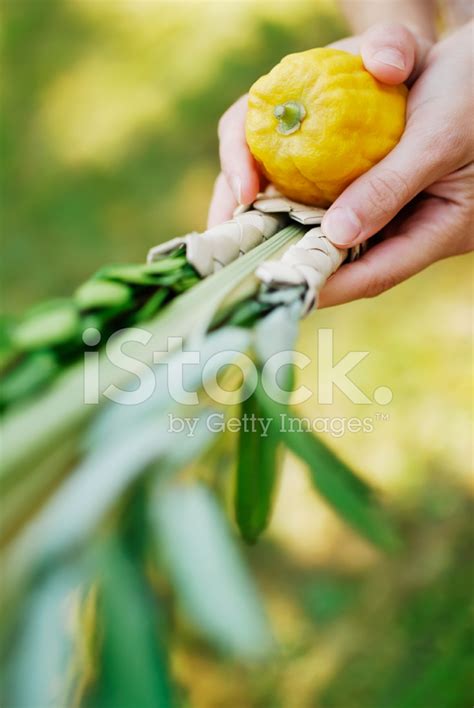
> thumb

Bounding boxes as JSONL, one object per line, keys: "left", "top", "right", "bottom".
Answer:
{"left": 360, "top": 23, "right": 431, "bottom": 85}
{"left": 321, "top": 132, "right": 444, "bottom": 248}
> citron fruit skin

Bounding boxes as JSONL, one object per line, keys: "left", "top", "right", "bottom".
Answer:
{"left": 246, "top": 48, "right": 407, "bottom": 207}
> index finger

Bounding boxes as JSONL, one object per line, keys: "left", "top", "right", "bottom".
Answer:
{"left": 218, "top": 94, "right": 261, "bottom": 205}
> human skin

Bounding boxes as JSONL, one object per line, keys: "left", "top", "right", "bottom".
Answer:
{"left": 208, "top": 20, "right": 474, "bottom": 307}
{"left": 340, "top": 0, "right": 438, "bottom": 41}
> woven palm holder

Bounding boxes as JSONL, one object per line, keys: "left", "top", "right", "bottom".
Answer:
{"left": 148, "top": 188, "right": 364, "bottom": 314}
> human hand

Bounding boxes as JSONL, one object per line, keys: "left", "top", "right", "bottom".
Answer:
{"left": 208, "top": 23, "right": 474, "bottom": 306}
{"left": 208, "top": 22, "right": 433, "bottom": 227}
{"left": 319, "top": 21, "right": 474, "bottom": 306}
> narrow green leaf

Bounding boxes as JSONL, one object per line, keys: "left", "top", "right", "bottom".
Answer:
{"left": 81, "top": 304, "right": 132, "bottom": 331}
{"left": 235, "top": 391, "right": 281, "bottom": 544}
{"left": 170, "top": 273, "right": 200, "bottom": 293}
{"left": 0, "top": 351, "right": 58, "bottom": 409}
{"left": 227, "top": 298, "right": 270, "bottom": 328}
{"left": 88, "top": 539, "right": 173, "bottom": 708}
{"left": 12, "top": 299, "right": 80, "bottom": 351}
{"left": 4, "top": 565, "right": 86, "bottom": 708}
{"left": 94, "top": 263, "right": 164, "bottom": 286}
{"left": 253, "top": 302, "right": 301, "bottom": 366}
{"left": 94, "top": 258, "right": 193, "bottom": 286}
{"left": 254, "top": 384, "right": 401, "bottom": 551}
{"left": 152, "top": 483, "right": 274, "bottom": 658}
{"left": 160, "top": 224, "right": 304, "bottom": 339}
{"left": 144, "top": 255, "right": 187, "bottom": 273}
{"left": 134, "top": 287, "right": 169, "bottom": 323}
{"left": 75, "top": 279, "right": 132, "bottom": 310}
{"left": 2, "top": 408, "right": 218, "bottom": 609}
{"left": 0, "top": 315, "right": 18, "bottom": 373}
{"left": 233, "top": 304, "right": 302, "bottom": 544}
{"left": 0, "top": 435, "right": 78, "bottom": 541}
{"left": 1, "top": 225, "right": 303, "bottom": 477}
{"left": 85, "top": 326, "right": 251, "bottom": 448}
{"left": 10, "top": 418, "right": 195, "bottom": 562}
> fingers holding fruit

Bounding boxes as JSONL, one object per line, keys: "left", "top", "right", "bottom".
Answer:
{"left": 358, "top": 23, "right": 431, "bottom": 85}
{"left": 322, "top": 22, "right": 474, "bottom": 248}
{"left": 245, "top": 48, "right": 407, "bottom": 207}
{"left": 319, "top": 162, "right": 474, "bottom": 307}
{"left": 330, "top": 22, "right": 431, "bottom": 84}
{"left": 210, "top": 22, "right": 472, "bottom": 305}
{"left": 210, "top": 23, "right": 421, "bottom": 227}
{"left": 218, "top": 97, "right": 261, "bottom": 194}
{"left": 207, "top": 172, "right": 239, "bottom": 229}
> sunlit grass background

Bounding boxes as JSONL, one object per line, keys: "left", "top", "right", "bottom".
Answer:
{"left": 2, "top": 1, "right": 473, "bottom": 706}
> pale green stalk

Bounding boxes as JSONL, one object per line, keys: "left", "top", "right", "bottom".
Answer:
{"left": 1, "top": 226, "right": 304, "bottom": 483}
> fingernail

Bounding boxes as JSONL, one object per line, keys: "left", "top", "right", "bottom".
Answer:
{"left": 372, "top": 49, "right": 405, "bottom": 71}
{"left": 230, "top": 174, "right": 242, "bottom": 204}
{"left": 322, "top": 207, "right": 361, "bottom": 246}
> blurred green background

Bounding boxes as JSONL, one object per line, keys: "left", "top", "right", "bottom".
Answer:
{"left": 1, "top": 1, "right": 473, "bottom": 706}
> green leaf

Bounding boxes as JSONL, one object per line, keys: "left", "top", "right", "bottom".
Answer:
{"left": 233, "top": 304, "right": 303, "bottom": 544}
{"left": 4, "top": 565, "right": 87, "bottom": 708}
{"left": 170, "top": 273, "right": 200, "bottom": 293}
{"left": 84, "top": 327, "right": 251, "bottom": 452}
{"left": 94, "top": 264, "right": 165, "bottom": 286}
{"left": 75, "top": 279, "right": 132, "bottom": 310}
{"left": 159, "top": 223, "right": 303, "bottom": 338}
{"left": 0, "top": 315, "right": 18, "bottom": 373}
{"left": 152, "top": 483, "right": 274, "bottom": 658}
{"left": 227, "top": 298, "right": 270, "bottom": 328}
{"left": 253, "top": 302, "right": 301, "bottom": 366}
{"left": 0, "top": 435, "right": 78, "bottom": 542}
{"left": 0, "top": 351, "right": 58, "bottom": 409}
{"left": 254, "top": 383, "right": 401, "bottom": 552}
{"left": 134, "top": 287, "right": 169, "bottom": 323}
{"left": 144, "top": 255, "right": 187, "bottom": 273}
{"left": 93, "top": 260, "right": 194, "bottom": 287}
{"left": 12, "top": 299, "right": 80, "bottom": 351}
{"left": 11, "top": 418, "right": 194, "bottom": 561}
{"left": 1, "top": 225, "right": 303, "bottom": 477}
{"left": 81, "top": 305, "right": 130, "bottom": 332}
{"left": 235, "top": 390, "right": 281, "bottom": 544}
{"left": 2, "top": 407, "right": 218, "bottom": 608}
{"left": 88, "top": 539, "right": 173, "bottom": 708}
